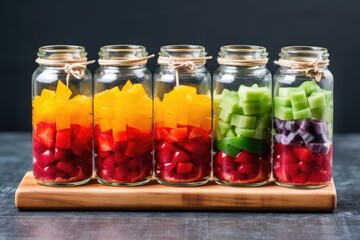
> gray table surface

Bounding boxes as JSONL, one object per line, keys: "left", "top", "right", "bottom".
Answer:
{"left": 0, "top": 133, "right": 359, "bottom": 240}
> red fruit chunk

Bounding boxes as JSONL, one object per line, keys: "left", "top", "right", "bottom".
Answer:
{"left": 103, "top": 155, "right": 115, "bottom": 171}
{"left": 55, "top": 129, "right": 71, "bottom": 149}
{"left": 188, "top": 127, "right": 209, "bottom": 140}
{"left": 113, "top": 131, "right": 127, "bottom": 142}
{"left": 126, "top": 127, "right": 151, "bottom": 141}
{"left": 114, "top": 166, "right": 129, "bottom": 181}
{"left": 292, "top": 173, "right": 309, "bottom": 183}
{"left": 98, "top": 168, "right": 114, "bottom": 179}
{"left": 176, "top": 162, "right": 193, "bottom": 174}
{"left": 36, "top": 122, "right": 56, "bottom": 148}
{"left": 127, "top": 159, "right": 141, "bottom": 171}
{"left": 125, "top": 141, "right": 141, "bottom": 158}
{"left": 56, "top": 161, "right": 75, "bottom": 175}
{"left": 172, "top": 150, "right": 191, "bottom": 163}
{"left": 97, "top": 151, "right": 111, "bottom": 158}
{"left": 33, "top": 134, "right": 48, "bottom": 156}
{"left": 299, "top": 161, "right": 317, "bottom": 175}
{"left": 183, "top": 139, "right": 208, "bottom": 157}
{"left": 127, "top": 171, "right": 141, "bottom": 182}
{"left": 157, "top": 142, "right": 177, "bottom": 163}
{"left": 72, "top": 125, "right": 92, "bottom": 157}
{"left": 170, "top": 127, "right": 188, "bottom": 142}
{"left": 95, "top": 129, "right": 114, "bottom": 152}
{"left": 158, "top": 128, "right": 178, "bottom": 142}
{"left": 54, "top": 148, "right": 74, "bottom": 161}
{"left": 113, "top": 153, "right": 131, "bottom": 165}
{"left": 285, "top": 163, "right": 300, "bottom": 179}
{"left": 293, "top": 147, "right": 313, "bottom": 162}
{"left": 234, "top": 151, "right": 256, "bottom": 164}
{"left": 95, "top": 156, "right": 103, "bottom": 169}
{"left": 112, "top": 141, "right": 128, "bottom": 154}
{"left": 281, "top": 151, "right": 299, "bottom": 165}
{"left": 33, "top": 163, "right": 55, "bottom": 180}
{"left": 236, "top": 163, "right": 253, "bottom": 174}
{"left": 36, "top": 150, "right": 57, "bottom": 168}
{"left": 215, "top": 152, "right": 234, "bottom": 165}
{"left": 163, "top": 162, "right": 177, "bottom": 173}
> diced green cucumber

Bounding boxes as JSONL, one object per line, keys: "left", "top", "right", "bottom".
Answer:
{"left": 300, "top": 80, "right": 318, "bottom": 95}
{"left": 310, "top": 106, "right": 324, "bottom": 120}
{"left": 215, "top": 127, "right": 225, "bottom": 141}
{"left": 274, "top": 106, "right": 293, "bottom": 120}
{"left": 254, "top": 128, "right": 270, "bottom": 140}
{"left": 225, "top": 127, "right": 237, "bottom": 138}
{"left": 256, "top": 115, "right": 271, "bottom": 129}
{"left": 308, "top": 92, "right": 326, "bottom": 109}
{"left": 217, "top": 120, "right": 231, "bottom": 134}
{"left": 274, "top": 96, "right": 291, "bottom": 106}
{"left": 293, "top": 108, "right": 312, "bottom": 119}
{"left": 230, "top": 115, "right": 256, "bottom": 128}
{"left": 314, "top": 88, "right": 332, "bottom": 103}
{"left": 279, "top": 87, "right": 301, "bottom": 97}
{"left": 292, "top": 100, "right": 309, "bottom": 111}
{"left": 219, "top": 96, "right": 240, "bottom": 113}
{"left": 240, "top": 100, "right": 264, "bottom": 115}
{"left": 217, "top": 136, "right": 267, "bottom": 155}
{"left": 219, "top": 109, "right": 232, "bottom": 123}
{"left": 234, "top": 127, "right": 256, "bottom": 138}
{"left": 290, "top": 90, "right": 307, "bottom": 104}
{"left": 239, "top": 86, "right": 266, "bottom": 101}
{"left": 222, "top": 89, "right": 238, "bottom": 97}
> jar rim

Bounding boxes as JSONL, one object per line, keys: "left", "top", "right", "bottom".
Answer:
{"left": 100, "top": 44, "right": 146, "bottom": 52}
{"left": 219, "top": 45, "right": 268, "bottom": 60}
{"left": 37, "top": 45, "right": 87, "bottom": 59}
{"left": 279, "top": 46, "right": 329, "bottom": 59}
{"left": 159, "top": 44, "right": 207, "bottom": 56}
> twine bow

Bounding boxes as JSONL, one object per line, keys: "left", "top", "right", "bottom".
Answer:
{"left": 274, "top": 55, "right": 329, "bottom": 81}
{"left": 158, "top": 56, "right": 212, "bottom": 86}
{"left": 36, "top": 58, "right": 95, "bottom": 86}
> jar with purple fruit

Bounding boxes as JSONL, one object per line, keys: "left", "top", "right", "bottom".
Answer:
{"left": 273, "top": 46, "right": 333, "bottom": 188}
{"left": 213, "top": 45, "right": 272, "bottom": 186}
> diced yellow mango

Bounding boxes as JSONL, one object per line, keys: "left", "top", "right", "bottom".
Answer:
{"left": 40, "top": 89, "right": 56, "bottom": 99}
{"left": 56, "top": 80, "right": 72, "bottom": 100}
{"left": 99, "top": 118, "right": 112, "bottom": 132}
{"left": 121, "top": 80, "right": 133, "bottom": 91}
{"left": 174, "top": 85, "right": 197, "bottom": 95}
{"left": 56, "top": 116, "right": 70, "bottom": 130}
{"left": 111, "top": 118, "right": 126, "bottom": 133}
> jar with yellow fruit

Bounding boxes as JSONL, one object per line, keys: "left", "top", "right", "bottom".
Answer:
{"left": 154, "top": 45, "right": 212, "bottom": 186}
{"left": 32, "top": 45, "right": 93, "bottom": 186}
{"left": 94, "top": 45, "right": 154, "bottom": 186}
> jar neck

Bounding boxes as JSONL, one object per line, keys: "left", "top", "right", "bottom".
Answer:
{"left": 217, "top": 45, "right": 268, "bottom": 68}
{"left": 37, "top": 45, "right": 87, "bottom": 62}
{"left": 278, "top": 46, "right": 329, "bottom": 62}
{"left": 159, "top": 45, "right": 207, "bottom": 58}
{"left": 98, "top": 44, "right": 148, "bottom": 60}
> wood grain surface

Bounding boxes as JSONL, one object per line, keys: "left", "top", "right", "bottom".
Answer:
{"left": 15, "top": 171, "right": 337, "bottom": 211}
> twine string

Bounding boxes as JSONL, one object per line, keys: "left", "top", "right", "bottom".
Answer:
{"left": 36, "top": 58, "right": 95, "bottom": 86}
{"left": 274, "top": 55, "right": 329, "bottom": 81}
{"left": 158, "top": 56, "right": 212, "bottom": 86}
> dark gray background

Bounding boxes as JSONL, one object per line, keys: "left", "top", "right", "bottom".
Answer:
{"left": 0, "top": 0, "right": 358, "bottom": 132}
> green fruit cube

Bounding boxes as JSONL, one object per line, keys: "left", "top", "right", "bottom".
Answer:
{"left": 219, "top": 109, "right": 232, "bottom": 123}
{"left": 293, "top": 108, "right": 312, "bottom": 120}
{"left": 222, "top": 89, "right": 238, "bottom": 97}
{"left": 225, "top": 127, "right": 237, "bottom": 138}
{"left": 292, "top": 100, "right": 309, "bottom": 111}
{"left": 241, "top": 100, "right": 263, "bottom": 115}
{"left": 310, "top": 106, "right": 324, "bottom": 119}
{"left": 314, "top": 88, "right": 332, "bottom": 103}
{"left": 256, "top": 115, "right": 271, "bottom": 129}
{"left": 274, "top": 106, "right": 293, "bottom": 120}
{"left": 274, "top": 96, "right": 291, "bottom": 106}
{"left": 300, "top": 80, "right": 318, "bottom": 95}
{"left": 254, "top": 128, "right": 270, "bottom": 140}
{"left": 217, "top": 120, "right": 231, "bottom": 134}
{"left": 219, "top": 96, "right": 240, "bottom": 113}
{"left": 215, "top": 127, "right": 225, "bottom": 141}
{"left": 231, "top": 115, "right": 256, "bottom": 128}
{"left": 279, "top": 87, "right": 301, "bottom": 97}
{"left": 239, "top": 86, "right": 266, "bottom": 101}
{"left": 308, "top": 92, "right": 326, "bottom": 109}
{"left": 234, "top": 127, "right": 256, "bottom": 138}
{"left": 290, "top": 90, "right": 307, "bottom": 104}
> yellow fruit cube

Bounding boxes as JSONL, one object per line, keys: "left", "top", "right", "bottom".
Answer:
{"left": 40, "top": 89, "right": 56, "bottom": 99}
{"left": 121, "top": 80, "right": 133, "bottom": 91}
{"left": 56, "top": 80, "right": 72, "bottom": 100}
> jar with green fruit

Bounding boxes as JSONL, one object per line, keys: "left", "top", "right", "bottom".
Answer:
{"left": 93, "top": 45, "right": 154, "bottom": 186}
{"left": 32, "top": 45, "right": 93, "bottom": 186}
{"left": 213, "top": 45, "right": 272, "bottom": 187}
{"left": 273, "top": 46, "right": 333, "bottom": 188}
{"left": 154, "top": 45, "right": 212, "bottom": 186}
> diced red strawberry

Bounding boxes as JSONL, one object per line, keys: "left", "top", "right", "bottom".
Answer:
{"left": 97, "top": 151, "right": 111, "bottom": 158}
{"left": 292, "top": 173, "right": 309, "bottom": 184}
{"left": 188, "top": 127, "right": 209, "bottom": 139}
{"left": 293, "top": 146, "right": 313, "bottom": 162}
{"left": 113, "top": 153, "right": 131, "bottom": 165}
{"left": 158, "top": 128, "right": 178, "bottom": 142}
{"left": 103, "top": 155, "right": 115, "bottom": 171}
{"left": 157, "top": 142, "right": 177, "bottom": 163}
{"left": 215, "top": 152, "right": 234, "bottom": 165}
{"left": 114, "top": 166, "right": 129, "bottom": 181}
{"left": 36, "top": 122, "right": 56, "bottom": 148}
{"left": 285, "top": 163, "right": 300, "bottom": 180}
{"left": 36, "top": 150, "right": 57, "bottom": 168}
{"left": 98, "top": 168, "right": 114, "bottom": 179}
{"left": 33, "top": 163, "right": 55, "bottom": 180}
{"left": 163, "top": 162, "right": 177, "bottom": 173}
{"left": 170, "top": 127, "right": 188, "bottom": 142}
{"left": 56, "top": 161, "right": 75, "bottom": 175}
{"left": 298, "top": 161, "right": 317, "bottom": 175}
{"left": 183, "top": 139, "right": 208, "bottom": 157}
{"left": 126, "top": 127, "right": 151, "bottom": 141}
{"left": 176, "top": 162, "right": 193, "bottom": 174}
{"left": 236, "top": 163, "right": 253, "bottom": 174}
{"left": 72, "top": 125, "right": 92, "bottom": 157}
{"left": 113, "top": 131, "right": 127, "bottom": 142}
{"left": 55, "top": 129, "right": 71, "bottom": 149}
{"left": 313, "top": 154, "right": 323, "bottom": 169}
{"left": 172, "top": 150, "right": 191, "bottom": 163}
{"left": 127, "top": 171, "right": 141, "bottom": 182}
{"left": 33, "top": 134, "right": 48, "bottom": 156}
{"left": 125, "top": 141, "right": 141, "bottom": 158}
{"left": 95, "top": 156, "right": 103, "bottom": 169}
{"left": 112, "top": 141, "right": 128, "bottom": 154}
{"left": 54, "top": 148, "right": 74, "bottom": 161}
{"left": 234, "top": 151, "right": 257, "bottom": 164}
{"left": 281, "top": 151, "right": 299, "bottom": 165}
{"left": 127, "top": 159, "right": 141, "bottom": 171}
{"left": 95, "top": 130, "right": 114, "bottom": 152}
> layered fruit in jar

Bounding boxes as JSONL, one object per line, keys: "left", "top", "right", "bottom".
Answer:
{"left": 32, "top": 81, "right": 92, "bottom": 185}
{"left": 214, "top": 84, "right": 272, "bottom": 186}
{"left": 94, "top": 80, "right": 152, "bottom": 185}
{"left": 273, "top": 80, "right": 333, "bottom": 187}
{"left": 154, "top": 85, "right": 211, "bottom": 185}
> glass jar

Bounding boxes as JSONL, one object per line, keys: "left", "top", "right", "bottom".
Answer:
{"left": 93, "top": 45, "right": 153, "bottom": 186}
{"left": 273, "top": 46, "right": 333, "bottom": 188}
{"left": 213, "top": 45, "right": 272, "bottom": 186}
{"left": 154, "top": 45, "right": 212, "bottom": 186}
{"left": 32, "top": 45, "right": 93, "bottom": 186}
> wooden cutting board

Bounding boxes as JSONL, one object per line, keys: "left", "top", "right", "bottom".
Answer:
{"left": 15, "top": 171, "right": 337, "bottom": 211}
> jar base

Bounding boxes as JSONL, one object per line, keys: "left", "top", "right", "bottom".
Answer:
{"left": 36, "top": 177, "right": 91, "bottom": 187}
{"left": 215, "top": 178, "right": 269, "bottom": 187}
{"left": 275, "top": 181, "right": 329, "bottom": 189}
{"left": 96, "top": 176, "right": 151, "bottom": 186}
{"left": 156, "top": 178, "right": 208, "bottom": 187}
